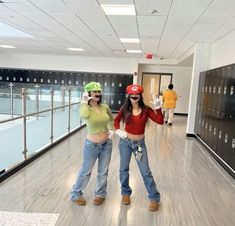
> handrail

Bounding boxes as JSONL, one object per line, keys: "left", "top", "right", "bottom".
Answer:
{"left": 0, "top": 101, "right": 81, "bottom": 124}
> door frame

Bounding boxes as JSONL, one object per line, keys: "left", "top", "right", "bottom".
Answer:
{"left": 141, "top": 72, "right": 173, "bottom": 94}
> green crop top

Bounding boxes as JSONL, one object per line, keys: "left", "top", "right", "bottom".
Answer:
{"left": 80, "top": 103, "right": 114, "bottom": 134}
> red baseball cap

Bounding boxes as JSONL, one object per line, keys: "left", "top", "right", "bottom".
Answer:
{"left": 126, "top": 84, "right": 144, "bottom": 94}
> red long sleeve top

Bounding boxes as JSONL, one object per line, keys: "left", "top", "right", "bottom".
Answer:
{"left": 114, "top": 107, "right": 163, "bottom": 135}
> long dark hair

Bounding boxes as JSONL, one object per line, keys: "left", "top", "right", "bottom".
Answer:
{"left": 121, "top": 94, "right": 148, "bottom": 123}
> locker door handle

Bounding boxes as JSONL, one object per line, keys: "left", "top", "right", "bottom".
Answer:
{"left": 232, "top": 139, "right": 235, "bottom": 149}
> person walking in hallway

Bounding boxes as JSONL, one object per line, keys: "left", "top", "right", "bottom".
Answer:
{"left": 163, "top": 84, "right": 178, "bottom": 126}
{"left": 70, "top": 82, "right": 114, "bottom": 206}
{"left": 114, "top": 84, "right": 163, "bottom": 212}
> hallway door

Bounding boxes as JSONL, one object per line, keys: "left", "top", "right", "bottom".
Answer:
{"left": 142, "top": 73, "right": 160, "bottom": 106}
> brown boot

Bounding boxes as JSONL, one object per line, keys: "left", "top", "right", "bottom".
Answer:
{"left": 93, "top": 196, "right": 105, "bottom": 205}
{"left": 121, "top": 195, "right": 130, "bottom": 205}
{"left": 149, "top": 201, "right": 159, "bottom": 211}
{"left": 73, "top": 197, "right": 86, "bottom": 206}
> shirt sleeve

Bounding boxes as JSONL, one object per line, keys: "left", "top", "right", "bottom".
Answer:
{"left": 114, "top": 109, "right": 123, "bottom": 130}
{"left": 147, "top": 107, "right": 163, "bottom": 125}
{"left": 80, "top": 103, "right": 90, "bottom": 119}
{"left": 106, "top": 105, "right": 114, "bottom": 130}
{"left": 175, "top": 91, "right": 178, "bottom": 100}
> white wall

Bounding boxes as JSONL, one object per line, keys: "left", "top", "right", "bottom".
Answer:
{"left": 211, "top": 30, "right": 235, "bottom": 69}
{"left": 186, "top": 43, "right": 212, "bottom": 134}
{"left": 0, "top": 53, "right": 138, "bottom": 74}
{"left": 138, "top": 64, "right": 192, "bottom": 114}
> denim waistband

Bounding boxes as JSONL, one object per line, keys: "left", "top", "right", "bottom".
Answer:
{"left": 126, "top": 137, "right": 145, "bottom": 145}
{"left": 86, "top": 139, "right": 110, "bottom": 146}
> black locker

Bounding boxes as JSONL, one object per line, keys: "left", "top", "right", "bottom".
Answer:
{"left": 221, "top": 114, "right": 232, "bottom": 165}
{"left": 2, "top": 69, "right": 17, "bottom": 82}
{"left": 225, "top": 66, "right": 235, "bottom": 114}
{"left": 53, "top": 72, "right": 61, "bottom": 85}
{"left": 96, "top": 74, "right": 104, "bottom": 86}
{"left": 116, "top": 75, "right": 126, "bottom": 92}
{"left": 46, "top": 72, "right": 53, "bottom": 84}
{"left": 9, "top": 70, "right": 18, "bottom": 83}
{"left": 38, "top": 71, "right": 47, "bottom": 84}
{"left": 116, "top": 92, "right": 125, "bottom": 111}
{"left": 221, "top": 66, "right": 232, "bottom": 114}
{"left": 111, "top": 75, "right": 117, "bottom": 92}
{"left": 103, "top": 74, "right": 112, "bottom": 92}
{"left": 126, "top": 75, "right": 133, "bottom": 87}
{"left": 196, "top": 104, "right": 203, "bottom": 138}
{"left": 24, "top": 70, "right": 33, "bottom": 83}
{"left": 38, "top": 71, "right": 54, "bottom": 84}
{"left": 82, "top": 73, "right": 90, "bottom": 86}
{"left": 109, "top": 92, "right": 116, "bottom": 110}
{"left": 0, "top": 69, "right": 4, "bottom": 82}
{"left": 228, "top": 115, "right": 235, "bottom": 170}
{"left": 102, "top": 93, "right": 110, "bottom": 106}
{"left": 75, "top": 73, "right": 83, "bottom": 86}
{"left": 200, "top": 105, "right": 208, "bottom": 143}
{"left": 68, "top": 72, "right": 75, "bottom": 86}
{"left": 206, "top": 70, "right": 214, "bottom": 109}
{"left": 195, "top": 72, "right": 205, "bottom": 136}
{"left": 30, "top": 71, "right": 39, "bottom": 83}
{"left": 90, "top": 73, "right": 97, "bottom": 82}
{"left": 61, "top": 72, "right": 68, "bottom": 85}
{"left": 16, "top": 70, "right": 25, "bottom": 83}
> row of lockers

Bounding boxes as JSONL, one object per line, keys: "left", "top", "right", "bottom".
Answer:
{"left": 102, "top": 92, "right": 126, "bottom": 111}
{"left": 195, "top": 63, "right": 235, "bottom": 172}
{"left": 197, "top": 65, "right": 235, "bottom": 114}
{"left": 0, "top": 68, "right": 133, "bottom": 92}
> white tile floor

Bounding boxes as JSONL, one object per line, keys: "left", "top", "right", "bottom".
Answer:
{"left": 0, "top": 116, "right": 235, "bottom": 226}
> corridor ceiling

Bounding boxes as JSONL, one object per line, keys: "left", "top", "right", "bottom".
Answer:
{"left": 0, "top": 0, "right": 235, "bottom": 62}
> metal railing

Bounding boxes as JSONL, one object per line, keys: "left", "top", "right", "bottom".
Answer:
{"left": 0, "top": 84, "right": 83, "bottom": 176}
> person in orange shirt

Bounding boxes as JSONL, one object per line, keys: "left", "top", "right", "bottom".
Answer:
{"left": 163, "top": 84, "right": 178, "bottom": 126}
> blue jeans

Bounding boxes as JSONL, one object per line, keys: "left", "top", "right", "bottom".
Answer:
{"left": 70, "top": 139, "right": 112, "bottom": 201}
{"left": 118, "top": 138, "right": 160, "bottom": 202}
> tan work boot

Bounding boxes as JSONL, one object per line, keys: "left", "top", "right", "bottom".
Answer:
{"left": 93, "top": 196, "right": 105, "bottom": 205}
{"left": 73, "top": 197, "right": 86, "bottom": 206}
{"left": 121, "top": 195, "right": 131, "bottom": 205}
{"left": 149, "top": 201, "right": 159, "bottom": 211}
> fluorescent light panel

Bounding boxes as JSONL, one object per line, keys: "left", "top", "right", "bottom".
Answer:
{"left": 126, "top": 50, "right": 142, "bottom": 53}
{"left": 0, "top": 45, "right": 15, "bottom": 48}
{"left": 120, "top": 38, "right": 140, "bottom": 43}
{"left": 101, "top": 5, "right": 136, "bottom": 15}
{"left": 67, "top": 47, "right": 84, "bottom": 51}
{"left": 0, "top": 22, "right": 34, "bottom": 38}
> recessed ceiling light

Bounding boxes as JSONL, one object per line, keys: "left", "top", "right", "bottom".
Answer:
{"left": 0, "top": 45, "right": 15, "bottom": 48}
{"left": 126, "top": 50, "right": 142, "bottom": 53}
{"left": 101, "top": 5, "right": 136, "bottom": 15}
{"left": 120, "top": 38, "right": 140, "bottom": 43}
{"left": 67, "top": 47, "right": 84, "bottom": 51}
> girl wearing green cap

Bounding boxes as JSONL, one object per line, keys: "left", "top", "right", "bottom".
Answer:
{"left": 70, "top": 82, "right": 114, "bottom": 206}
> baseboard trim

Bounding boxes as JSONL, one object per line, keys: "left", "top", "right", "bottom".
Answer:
{"left": 175, "top": 113, "right": 188, "bottom": 116}
{"left": 186, "top": 133, "right": 196, "bottom": 137}
{"left": 0, "top": 124, "right": 86, "bottom": 183}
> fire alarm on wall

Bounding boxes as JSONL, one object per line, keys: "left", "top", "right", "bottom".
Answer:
{"left": 145, "top": 53, "right": 153, "bottom": 59}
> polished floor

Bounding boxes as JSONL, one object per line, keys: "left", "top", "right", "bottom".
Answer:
{"left": 0, "top": 116, "right": 235, "bottom": 226}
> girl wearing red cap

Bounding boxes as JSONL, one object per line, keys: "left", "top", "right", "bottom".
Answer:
{"left": 114, "top": 84, "right": 163, "bottom": 211}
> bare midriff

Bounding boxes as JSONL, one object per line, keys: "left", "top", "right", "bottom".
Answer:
{"left": 87, "top": 131, "right": 109, "bottom": 143}
{"left": 127, "top": 133, "right": 144, "bottom": 141}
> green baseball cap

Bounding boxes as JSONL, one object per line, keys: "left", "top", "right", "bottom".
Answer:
{"left": 84, "top": 82, "right": 102, "bottom": 92}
